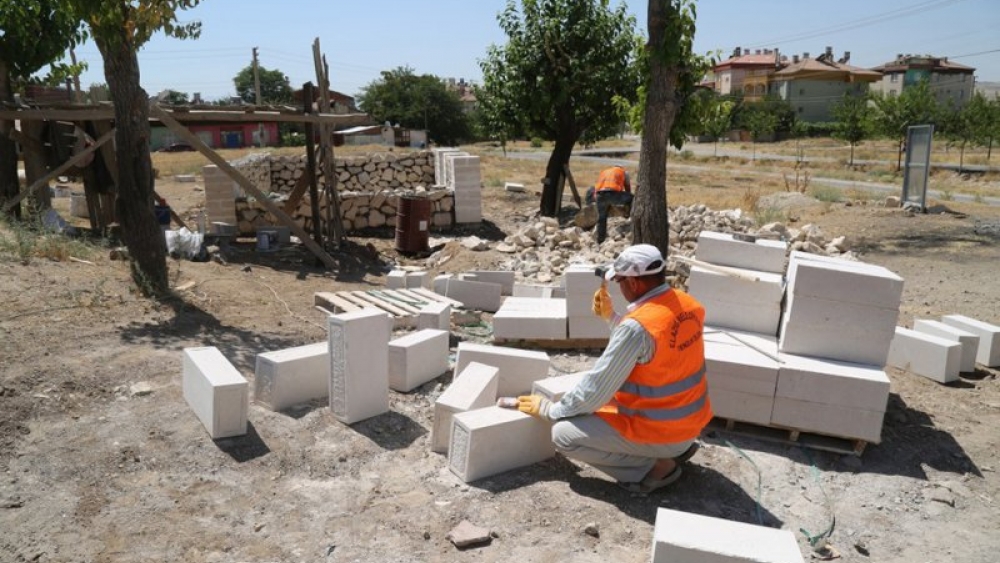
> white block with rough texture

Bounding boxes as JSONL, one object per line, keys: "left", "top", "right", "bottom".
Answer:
{"left": 431, "top": 362, "right": 499, "bottom": 453}
{"left": 532, "top": 371, "right": 587, "bottom": 402}
{"left": 787, "top": 252, "right": 904, "bottom": 309}
{"left": 183, "top": 347, "right": 248, "bottom": 439}
{"left": 562, "top": 264, "right": 627, "bottom": 316}
{"left": 406, "top": 271, "right": 427, "bottom": 289}
{"left": 776, "top": 353, "right": 890, "bottom": 411}
{"left": 704, "top": 384, "right": 774, "bottom": 426}
{"left": 704, "top": 339, "right": 779, "bottom": 397}
{"left": 695, "top": 230, "right": 788, "bottom": 274}
{"left": 568, "top": 315, "right": 611, "bottom": 339}
{"left": 887, "top": 327, "right": 962, "bottom": 384}
{"left": 466, "top": 271, "right": 516, "bottom": 295}
{"left": 651, "top": 507, "right": 804, "bottom": 563}
{"left": 942, "top": 314, "right": 1000, "bottom": 367}
{"left": 417, "top": 301, "right": 451, "bottom": 331}
{"left": 689, "top": 266, "right": 783, "bottom": 335}
{"left": 328, "top": 308, "right": 391, "bottom": 424}
{"left": 386, "top": 270, "right": 407, "bottom": 289}
{"left": 778, "top": 293, "right": 898, "bottom": 365}
{"left": 493, "top": 297, "right": 567, "bottom": 340}
{"left": 388, "top": 329, "right": 449, "bottom": 392}
{"left": 454, "top": 342, "right": 550, "bottom": 396}
{"left": 448, "top": 406, "right": 555, "bottom": 482}
{"left": 913, "top": 319, "right": 979, "bottom": 373}
{"left": 434, "top": 277, "right": 502, "bottom": 312}
{"left": 254, "top": 342, "right": 329, "bottom": 411}
{"left": 771, "top": 396, "right": 885, "bottom": 443}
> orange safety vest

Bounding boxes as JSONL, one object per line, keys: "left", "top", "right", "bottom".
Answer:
{"left": 596, "top": 289, "right": 712, "bottom": 444}
{"left": 594, "top": 167, "right": 627, "bottom": 193}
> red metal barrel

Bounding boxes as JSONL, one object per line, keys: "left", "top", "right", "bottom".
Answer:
{"left": 395, "top": 196, "right": 431, "bottom": 253}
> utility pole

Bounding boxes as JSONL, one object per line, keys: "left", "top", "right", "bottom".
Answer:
{"left": 69, "top": 48, "right": 83, "bottom": 102}
{"left": 252, "top": 47, "right": 264, "bottom": 148}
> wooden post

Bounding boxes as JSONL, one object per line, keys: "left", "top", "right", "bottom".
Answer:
{"left": 563, "top": 164, "right": 582, "bottom": 208}
{"left": 302, "top": 82, "right": 323, "bottom": 249}
{"left": 313, "top": 38, "right": 343, "bottom": 246}
{"left": 151, "top": 104, "right": 338, "bottom": 269}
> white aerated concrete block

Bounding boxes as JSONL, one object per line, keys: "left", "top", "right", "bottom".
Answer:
{"left": 467, "top": 271, "right": 516, "bottom": 295}
{"left": 454, "top": 342, "right": 550, "bottom": 396}
{"left": 433, "top": 277, "right": 502, "bottom": 312}
{"left": 942, "top": 314, "right": 1000, "bottom": 367}
{"left": 448, "top": 406, "right": 555, "bottom": 482}
{"left": 695, "top": 230, "right": 788, "bottom": 274}
{"left": 183, "top": 347, "right": 248, "bottom": 439}
{"left": 913, "top": 319, "right": 979, "bottom": 373}
{"left": 771, "top": 397, "right": 885, "bottom": 443}
{"left": 431, "top": 362, "right": 499, "bottom": 453}
{"left": 568, "top": 315, "right": 611, "bottom": 339}
{"left": 388, "top": 329, "right": 450, "bottom": 392}
{"left": 704, "top": 340, "right": 779, "bottom": 397}
{"left": 386, "top": 270, "right": 407, "bottom": 289}
{"left": 887, "top": 327, "right": 962, "bottom": 384}
{"left": 328, "top": 308, "right": 391, "bottom": 424}
{"left": 513, "top": 284, "right": 559, "bottom": 298}
{"left": 688, "top": 266, "right": 783, "bottom": 335}
{"left": 254, "top": 342, "right": 329, "bottom": 411}
{"left": 406, "top": 271, "right": 428, "bottom": 289}
{"left": 493, "top": 297, "right": 567, "bottom": 340}
{"left": 652, "top": 508, "right": 804, "bottom": 563}
{"left": 417, "top": 301, "right": 451, "bottom": 331}
{"left": 704, "top": 327, "right": 779, "bottom": 358}
{"left": 705, "top": 385, "right": 774, "bottom": 426}
{"left": 776, "top": 353, "right": 891, "bottom": 411}
{"left": 532, "top": 371, "right": 587, "bottom": 402}
{"left": 562, "top": 264, "right": 627, "bottom": 317}
{"left": 779, "top": 293, "right": 899, "bottom": 365}
{"left": 787, "top": 252, "right": 904, "bottom": 308}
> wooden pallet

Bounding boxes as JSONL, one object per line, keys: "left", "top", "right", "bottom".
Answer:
{"left": 705, "top": 417, "right": 870, "bottom": 457}
{"left": 492, "top": 337, "right": 609, "bottom": 350}
{"left": 314, "top": 288, "right": 461, "bottom": 328}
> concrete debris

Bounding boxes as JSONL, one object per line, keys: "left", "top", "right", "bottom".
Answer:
{"left": 504, "top": 182, "right": 526, "bottom": 193}
{"left": 461, "top": 236, "right": 490, "bottom": 251}
{"left": 446, "top": 520, "right": 492, "bottom": 548}
{"left": 885, "top": 196, "right": 901, "bottom": 208}
{"left": 584, "top": 522, "right": 600, "bottom": 537}
{"left": 129, "top": 382, "right": 154, "bottom": 397}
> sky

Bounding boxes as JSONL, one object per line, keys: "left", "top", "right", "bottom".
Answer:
{"left": 66, "top": 0, "right": 1000, "bottom": 102}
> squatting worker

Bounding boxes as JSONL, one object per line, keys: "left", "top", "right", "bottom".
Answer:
{"left": 592, "top": 165, "right": 633, "bottom": 244}
{"left": 516, "top": 244, "right": 712, "bottom": 494}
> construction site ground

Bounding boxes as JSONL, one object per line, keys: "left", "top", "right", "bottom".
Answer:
{"left": 2, "top": 143, "right": 1000, "bottom": 563}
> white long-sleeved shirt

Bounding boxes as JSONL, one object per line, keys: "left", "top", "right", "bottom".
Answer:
{"left": 546, "top": 283, "right": 674, "bottom": 420}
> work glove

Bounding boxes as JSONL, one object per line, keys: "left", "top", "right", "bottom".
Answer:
{"left": 592, "top": 283, "right": 614, "bottom": 320}
{"left": 517, "top": 395, "right": 552, "bottom": 419}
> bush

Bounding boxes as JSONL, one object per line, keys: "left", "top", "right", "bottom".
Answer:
{"left": 281, "top": 131, "right": 306, "bottom": 147}
{"left": 530, "top": 137, "right": 544, "bottom": 148}
{"left": 809, "top": 185, "right": 843, "bottom": 203}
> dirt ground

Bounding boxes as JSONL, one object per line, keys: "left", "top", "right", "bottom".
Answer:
{"left": 2, "top": 151, "right": 1000, "bottom": 563}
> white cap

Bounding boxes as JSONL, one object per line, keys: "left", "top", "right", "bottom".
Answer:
{"left": 604, "top": 244, "right": 666, "bottom": 281}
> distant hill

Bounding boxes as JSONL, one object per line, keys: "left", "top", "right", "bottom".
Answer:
{"left": 976, "top": 81, "right": 1000, "bottom": 99}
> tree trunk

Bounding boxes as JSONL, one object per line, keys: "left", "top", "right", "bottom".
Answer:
{"left": 22, "top": 120, "right": 52, "bottom": 215}
{"left": 540, "top": 134, "right": 576, "bottom": 217}
{"left": 897, "top": 138, "right": 904, "bottom": 172}
{"left": 98, "top": 38, "right": 168, "bottom": 295}
{"left": 632, "top": 0, "right": 678, "bottom": 255}
{"left": 0, "top": 62, "right": 20, "bottom": 219}
{"left": 850, "top": 143, "right": 855, "bottom": 166}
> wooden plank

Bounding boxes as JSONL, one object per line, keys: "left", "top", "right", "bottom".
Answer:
{"left": 152, "top": 104, "right": 338, "bottom": 270}
{"left": 563, "top": 164, "right": 582, "bottom": 208}
{"left": 409, "top": 286, "right": 464, "bottom": 308}
{"left": 350, "top": 291, "right": 411, "bottom": 317}
{"left": 281, "top": 169, "right": 312, "bottom": 215}
{"left": 336, "top": 291, "right": 377, "bottom": 310}
{"left": 394, "top": 288, "right": 434, "bottom": 307}
{"left": 0, "top": 107, "right": 372, "bottom": 126}
{"left": 705, "top": 418, "right": 869, "bottom": 457}
{"left": 367, "top": 290, "right": 421, "bottom": 315}
{"left": 2, "top": 128, "right": 115, "bottom": 212}
{"left": 314, "top": 291, "right": 360, "bottom": 314}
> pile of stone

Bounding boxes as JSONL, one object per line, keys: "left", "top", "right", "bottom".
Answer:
{"left": 267, "top": 152, "right": 435, "bottom": 194}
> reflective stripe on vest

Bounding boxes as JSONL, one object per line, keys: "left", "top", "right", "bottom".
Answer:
{"left": 617, "top": 391, "right": 708, "bottom": 421}
{"left": 618, "top": 363, "right": 706, "bottom": 399}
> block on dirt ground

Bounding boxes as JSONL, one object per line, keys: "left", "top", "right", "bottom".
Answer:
{"left": 433, "top": 277, "right": 502, "bottom": 312}
{"left": 913, "top": 319, "right": 979, "bottom": 373}
{"left": 183, "top": 347, "right": 248, "bottom": 439}
{"left": 406, "top": 271, "right": 428, "bottom": 289}
{"left": 493, "top": 297, "right": 567, "bottom": 340}
{"left": 254, "top": 342, "right": 329, "bottom": 411}
{"left": 417, "top": 301, "right": 451, "bottom": 331}
{"left": 431, "top": 362, "right": 499, "bottom": 453}
{"left": 695, "top": 230, "right": 788, "bottom": 274}
{"left": 328, "top": 308, "right": 391, "bottom": 424}
{"left": 887, "top": 326, "right": 962, "bottom": 384}
{"left": 941, "top": 314, "right": 1000, "bottom": 367}
{"left": 532, "top": 371, "right": 587, "bottom": 402}
{"left": 466, "top": 270, "right": 516, "bottom": 295}
{"left": 388, "top": 329, "right": 449, "bottom": 392}
{"left": 386, "top": 270, "right": 407, "bottom": 289}
{"left": 448, "top": 406, "right": 555, "bottom": 483}
{"left": 454, "top": 342, "right": 550, "bottom": 396}
{"left": 651, "top": 507, "right": 804, "bottom": 563}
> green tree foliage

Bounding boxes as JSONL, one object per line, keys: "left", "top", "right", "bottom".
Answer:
{"left": 480, "top": 0, "right": 640, "bottom": 217}
{"left": 700, "top": 93, "right": 735, "bottom": 156}
{"left": 357, "top": 66, "right": 471, "bottom": 146}
{"left": 831, "top": 92, "right": 873, "bottom": 166}
{"left": 70, "top": 0, "right": 202, "bottom": 295}
{"left": 742, "top": 104, "right": 779, "bottom": 161}
{"left": 161, "top": 89, "right": 189, "bottom": 105}
{"left": 233, "top": 64, "right": 292, "bottom": 105}
{"left": 983, "top": 94, "right": 1000, "bottom": 162}
{"left": 871, "top": 80, "right": 940, "bottom": 170}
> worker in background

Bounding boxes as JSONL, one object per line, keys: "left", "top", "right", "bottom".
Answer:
{"left": 592, "top": 165, "right": 633, "bottom": 244}
{"left": 516, "top": 244, "right": 711, "bottom": 494}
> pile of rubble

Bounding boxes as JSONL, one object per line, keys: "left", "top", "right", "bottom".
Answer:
{"left": 429, "top": 204, "right": 857, "bottom": 285}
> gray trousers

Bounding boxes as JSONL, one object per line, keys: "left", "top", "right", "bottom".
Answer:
{"left": 552, "top": 415, "right": 694, "bottom": 483}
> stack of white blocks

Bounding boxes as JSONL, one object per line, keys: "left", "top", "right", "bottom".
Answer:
{"left": 493, "top": 297, "right": 567, "bottom": 340}
{"left": 779, "top": 251, "right": 903, "bottom": 366}
{"left": 182, "top": 346, "right": 249, "bottom": 439}
{"left": 431, "top": 362, "right": 499, "bottom": 453}
{"left": 432, "top": 147, "right": 465, "bottom": 187}
{"left": 703, "top": 330, "right": 780, "bottom": 426}
{"left": 689, "top": 232, "right": 787, "bottom": 336}
{"left": 562, "top": 263, "right": 627, "bottom": 339}
{"left": 651, "top": 508, "right": 803, "bottom": 563}
{"left": 454, "top": 342, "right": 550, "bottom": 397}
{"left": 388, "top": 329, "right": 449, "bottom": 392}
{"left": 328, "top": 308, "right": 391, "bottom": 424}
{"left": 448, "top": 155, "right": 482, "bottom": 224}
{"left": 433, "top": 274, "right": 502, "bottom": 312}
{"left": 254, "top": 342, "right": 329, "bottom": 411}
{"left": 943, "top": 314, "right": 1000, "bottom": 367}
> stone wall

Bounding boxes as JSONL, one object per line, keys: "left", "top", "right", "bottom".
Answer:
{"left": 267, "top": 151, "right": 435, "bottom": 194}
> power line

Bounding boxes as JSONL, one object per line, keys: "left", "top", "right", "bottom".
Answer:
{"left": 947, "top": 48, "right": 1000, "bottom": 59}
